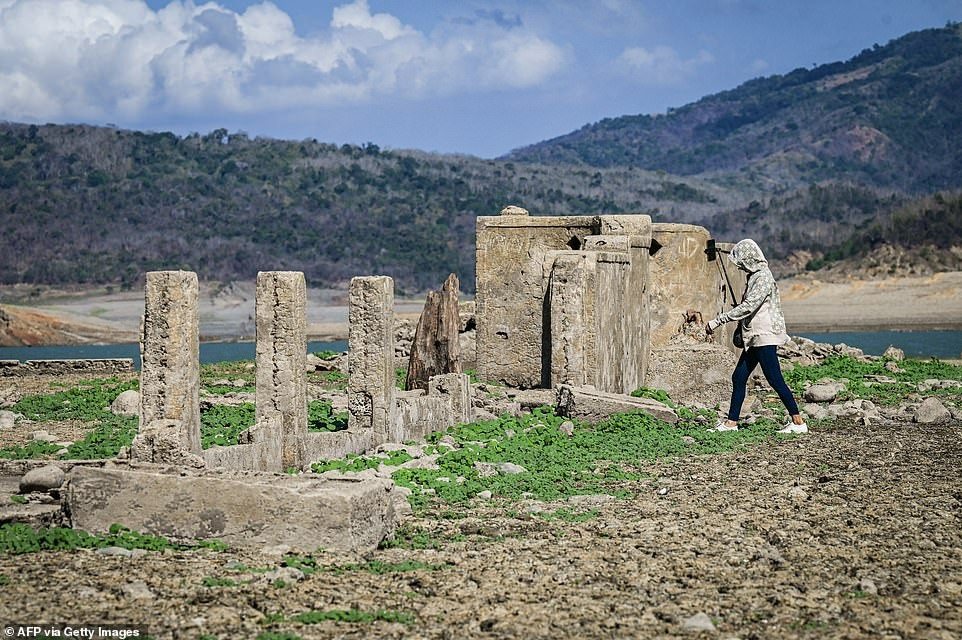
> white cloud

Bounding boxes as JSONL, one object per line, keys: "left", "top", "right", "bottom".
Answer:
{"left": 616, "top": 45, "right": 714, "bottom": 85}
{"left": 0, "top": 0, "right": 566, "bottom": 125}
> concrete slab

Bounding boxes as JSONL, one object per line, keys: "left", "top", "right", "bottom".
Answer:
{"left": 66, "top": 464, "right": 397, "bottom": 553}
{"left": 556, "top": 385, "right": 678, "bottom": 425}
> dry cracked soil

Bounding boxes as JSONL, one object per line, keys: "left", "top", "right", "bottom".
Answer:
{"left": 1, "top": 415, "right": 960, "bottom": 640}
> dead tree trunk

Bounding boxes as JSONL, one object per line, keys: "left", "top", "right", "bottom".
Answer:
{"left": 406, "top": 273, "right": 462, "bottom": 391}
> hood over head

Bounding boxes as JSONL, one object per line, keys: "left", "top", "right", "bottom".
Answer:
{"left": 729, "top": 239, "right": 768, "bottom": 273}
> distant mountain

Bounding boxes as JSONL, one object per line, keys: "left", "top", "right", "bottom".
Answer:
{"left": 505, "top": 23, "right": 962, "bottom": 195}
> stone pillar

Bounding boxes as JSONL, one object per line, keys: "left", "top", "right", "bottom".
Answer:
{"left": 547, "top": 251, "right": 596, "bottom": 389}
{"left": 133, "top": 270, "right": 202, "bottom": 464}
{"left": 547, "top": 235, "right": 650, "bottom": 395}
{"left": 255, "top": 271, "right": 308, "bottom": 471}
{"left": 348, "top": 276, "right": 396, "bottom": 441}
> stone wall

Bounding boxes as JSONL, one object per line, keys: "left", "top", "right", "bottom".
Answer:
{"left": 475, "top": 210, "right": 655, "bottom": 392}
{"left": 0, "top": 359, "right": 133, "bottom": 376}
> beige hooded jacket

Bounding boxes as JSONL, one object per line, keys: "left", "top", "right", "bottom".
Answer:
{"left": 708, "top": 239, "right": 790, "bottom": 348}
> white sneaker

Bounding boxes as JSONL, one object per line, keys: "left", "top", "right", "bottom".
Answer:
{"left": 712, "top": 420, "right": 738, "bottom": 432}
{"left": 777, "top": 422, "right": 808, "bottom": 434}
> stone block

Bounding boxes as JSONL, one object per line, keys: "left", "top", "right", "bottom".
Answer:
{"left": 475, "top": 214, "right": 601, "bottom": 388}
{"left": 647, "top": 224, "right": 741, "bottom": 355}
{"left": 556, "top": 385, "right": 678, "bottom": 424}
{"left": 428, "top": 373, "right": 473, "bottom": 424}
{"left": 646, "top": 343, "right": 737, "bottom": 409}
{"left": 66, "top": 465, "right": 397, "bottom": 553}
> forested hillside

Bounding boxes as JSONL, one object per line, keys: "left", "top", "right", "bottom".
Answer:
{"left": 506, "top": 24, "right": 962, "bottom": 195}
{"left": 2, "top": 25, "right": 961, "bottom": 292}
{"left": 0, "top": 124, "right": 739, "bottom": 292}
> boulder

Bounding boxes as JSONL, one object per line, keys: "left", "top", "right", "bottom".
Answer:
{"left": 20, "top": 465, "right": 66, "bottom": 493}
{"left": 109, "top": 389, "right": 140, "bottom": 416}
{"left": 804, "top": 382, "right": 847, "bottom": 403}
{"left": 914, "top": 397, "right": 951, "bottom": 424}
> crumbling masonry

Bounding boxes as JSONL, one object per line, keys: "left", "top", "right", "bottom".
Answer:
{"left": 66, "top": 209, "right": 744, "bottom": 553}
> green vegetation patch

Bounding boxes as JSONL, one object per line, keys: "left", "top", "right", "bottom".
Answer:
{"left": 387, "top": 405, "right": 769, "bottom": 511}
{"left": 202, "top": 403, "right": 256, "bottom": 448}
{"left": 12, "top": 377, "right": 137, "bottom": 422}
{"left": 308, "top": 399, "right": 348, "bottom": 432}
{"left": 260, "top": 609, "right": 414, "bottom": 627}
{"left": 784, "top": 355, "right": 962, "bottom": 405}
{"left": 0, "top": 523, "right": 227, "bottom": 554}
{"left": 311, "top": 448, "right": 412, "bottom": 474}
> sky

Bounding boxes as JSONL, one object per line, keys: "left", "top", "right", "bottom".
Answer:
{"left": 1, "top": 1, "right": 961, "bottom": 159}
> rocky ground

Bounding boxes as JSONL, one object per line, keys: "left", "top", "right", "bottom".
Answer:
{"left": 0, "top": 414, "right": 959, "bottom": 640}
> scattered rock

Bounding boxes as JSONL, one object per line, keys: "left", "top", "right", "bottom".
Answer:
{"left": 109, "top": 389, "right": 140, "bottom": 416}
{"left": 788, "top": 486, "right": 808, "bottom": 501}
{"left": 120, "top": 580, "right": 155, "bottom": 599}
{"left": 882, "top": 346, "right": 905, "bottom": 361}
{"left": 0, "top": 410, "right": 22, "bottom": 428}
{"left": 914, "top": 397, "right": 951, "bottom": 424}
{"left": 19, "top": 465, "right": 65, "bottom": 493}
{"left": 804, "top": 382, "right": 847, "bottom": 403}
{"left": 681, "top": 612, "right": 717, "bottom": 632}
{"left": 858, "top": 577, "right": 879, "bottom": 595}
{"left": 474, "top": 461, "right": 527, "bottom": 477}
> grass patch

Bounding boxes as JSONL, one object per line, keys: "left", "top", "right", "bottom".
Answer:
{"left": 0, "top": 523, "right": 227, "bottom": 554}
{"left": 12, "top": 377, "right": 137, "bottom": 421}
{"left": 784, "top": 355, "right": 962, "bottom": 406}
{"left": 388, "top": 405, "right": 768, "bottom": 511}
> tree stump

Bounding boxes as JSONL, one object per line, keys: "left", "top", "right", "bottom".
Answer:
{"left": 406, "top": 273, "right": 462, "bottom": 391}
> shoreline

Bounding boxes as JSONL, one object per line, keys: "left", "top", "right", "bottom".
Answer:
{"left": 2, "top": 272, "right": 961, "bottom": 347}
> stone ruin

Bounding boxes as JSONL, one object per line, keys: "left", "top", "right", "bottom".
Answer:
{"left": 18, "top": 209, "right": 749, "bottom": 554}
{"left": 475, "top": 209, "right": 745, "bottom": 405}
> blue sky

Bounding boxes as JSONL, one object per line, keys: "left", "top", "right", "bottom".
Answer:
{"left": 1, "top": 1, "right": 960, "bottom": 158}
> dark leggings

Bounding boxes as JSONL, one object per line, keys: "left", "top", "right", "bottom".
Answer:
{"left": 728, "top": 344, "right": 800, "bottom": 422}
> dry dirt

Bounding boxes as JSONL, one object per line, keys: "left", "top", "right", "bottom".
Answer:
{"left": 3, "top": 273, "right": 962, "bottom": 348}
{"left": 1, "top": 414, "right": 960, "bottom": 640}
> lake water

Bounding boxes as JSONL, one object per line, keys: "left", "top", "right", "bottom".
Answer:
{"left": 796, "top": 331, "right": 962, "bottom": 359}
{"left": 0, "top": 332, "right": 959, "bottom": 368}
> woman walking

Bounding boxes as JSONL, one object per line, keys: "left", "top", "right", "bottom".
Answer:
{"left": 705, "top": 239, "right": 807, "bottom": 434}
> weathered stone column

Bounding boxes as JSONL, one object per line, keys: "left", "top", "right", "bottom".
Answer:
{"left": 132, "top": 270, "right": 202, "bottom": 464}
{"left": 547, "top": 236, "right": 649, "bottom": 395}
{"left": 255, "top": 271, "right": 308, "bottom": 471}
{"left": 348, "top": 276, "right": 396, "bottom": 441}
